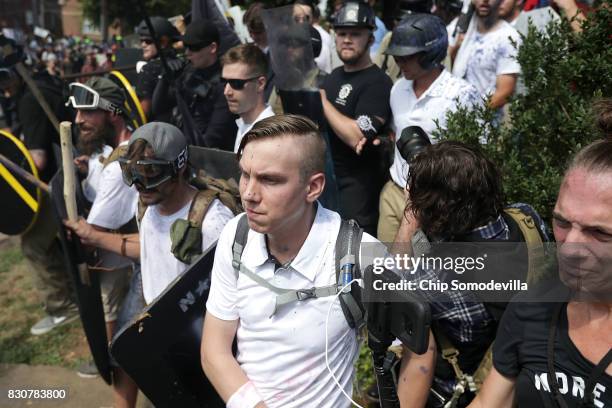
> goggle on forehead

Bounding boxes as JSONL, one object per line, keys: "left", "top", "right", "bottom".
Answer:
{"left": 118, "top": 148, "right": 188, "bottom": 190}
{"left": 66, "top": 82, "right": 123, "bottom": 115}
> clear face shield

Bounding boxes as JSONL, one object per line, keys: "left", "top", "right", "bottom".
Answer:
{"left": 66, "top": 82, "right": 123, "bottom": 114}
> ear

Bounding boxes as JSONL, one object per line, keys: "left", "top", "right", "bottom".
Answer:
{"left": 256, "top": 75, "right": 266, "bottom": 93}
{"left": 368, "top": 32, "right": 375, "bottom": 46}
{"left": 210, "top": 42, "right": 218, "bottom": 55}
{"left": 305, "top": 172, "right": 326, "bottom": 203}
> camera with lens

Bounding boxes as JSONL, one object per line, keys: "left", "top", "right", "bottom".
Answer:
{"left": 396, "top": 125, "right": 431, "bottom": 163}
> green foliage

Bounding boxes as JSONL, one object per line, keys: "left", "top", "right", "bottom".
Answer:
{"left": 355, "top": 341, "right": 376, "bottom": 397}
{"left": 79, "top": 0, "right": 192, "bottom": 29}
{"left": 434, "top": 6, "right": 611, "bottom": 223}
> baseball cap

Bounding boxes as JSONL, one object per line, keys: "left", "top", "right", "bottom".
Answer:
{"left": 128, "top": 122, "right": 187, "bottom": 162}
{"left": 182, "top": 19, "right": 220, "bottom": 48}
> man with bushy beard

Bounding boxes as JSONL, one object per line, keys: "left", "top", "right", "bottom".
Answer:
{"left": 66, "top": 77, "right": 143, "bottom": 407}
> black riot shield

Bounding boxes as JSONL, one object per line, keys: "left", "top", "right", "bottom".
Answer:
{"left": 110, "top": 245, "right": 224, "bottom": 408}
{"left": 188, "top": 146, "right": 240, "bottom": 182}
{"left": 278, "top": 89, "right": 325, "bottom": 128}
{"left": 0, "top": 130, "right": 42, "bottom": 235}
{"left": 49, "top": 170, "right": 112, "bottom": 384}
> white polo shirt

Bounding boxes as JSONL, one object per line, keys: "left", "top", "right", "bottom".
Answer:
{"left": 140, "top": 197, "right": 233, "bottom": 304}
{"left": 82, "top": 144, "right": 113, "bottom": 202}
{"left": 462, "top": 21, "right": 522, "bottom": 98}
{"left": 233, "top": 106, "right": 275, "bottom": 153}
{"left": 389, "top": 70, "right": 481, "bottom": 189}
{"left": 207, "top": 205, "right": 380, "bottom": 408}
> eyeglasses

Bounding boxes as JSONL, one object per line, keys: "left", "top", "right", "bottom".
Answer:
{"left": 66, "top": 82, "right": 122, "bottom": 114}
{"left": 140, "top": 38, "right": 154, "bottom": 45}
{"left": 186, "top": 42, "right": 211, "bottom": 52}
{"left": 392, "top": 55, "right": 415, "bottom": 64}
{"left": 220, "top": 76, "right": 261, "bottom": 90}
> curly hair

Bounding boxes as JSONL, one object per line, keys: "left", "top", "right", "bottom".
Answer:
{"left": 407, "top": 141, "right": 505, "bottom": 239}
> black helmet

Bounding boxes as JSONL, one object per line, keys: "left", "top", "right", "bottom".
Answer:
{"left": 395, "top": 0, "right": 434, "bottom": 21}
{"left": 136, "top": 16, "right": 180, "bottom": 42}
{"left": 333, "top": 1, "right": 376, "bottom": 30}
{"left": 385, "top": 13, "right": 448, "bottom": 70}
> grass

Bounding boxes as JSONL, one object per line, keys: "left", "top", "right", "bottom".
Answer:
{"left": 0, "top": 237, "right": 90, "bottom": 369}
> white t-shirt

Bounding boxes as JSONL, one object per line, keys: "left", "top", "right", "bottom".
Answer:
{"left": 463, "top": 21, "right": 522, "bottom": 98}
{"left": 389, "top": 70, "right": 481, "bottom": 188}
{"left": 140, "top": 197, "right": 233, "bottom": 304}
{"left": 87, "top": 142, "right": 138, "bottom": 230}
{"left": 86, "top": 143, "right": 138, "bottom": 269}
{"left": 233, "top": 106, "right": 275, "bottom": 153}
{"left": 314, "top": 24, "right": 333, "bottom": 74}
{"left": 82, "top": 145, "right": 113, "bottom": 202}
{"left": 206, "top": 205, "right": 383, "bottom": 408}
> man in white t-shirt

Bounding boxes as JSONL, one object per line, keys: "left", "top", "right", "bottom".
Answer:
{"left": 66, "top": 122, "right": 233, "bottom": 408}
{"left": 379, "top": 14, "right": 481, "bottom": 242}
{"left": 202, "top": 115, "right": 381, "bottom": 408}
{"left": 220, "top": 44, "right": 274, "bottom": 153}
{"left": 452, "top": 0, "right": 521, "bottom": 109}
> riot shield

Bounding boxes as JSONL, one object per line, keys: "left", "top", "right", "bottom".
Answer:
{"left": 0, "top": 130, "right": 42, "bottom": 235}
{"left": 261, "top": 5, "right": 316, "bottom": 91}
{"left": 49, "top": 170, "right": 112, "bottom": 385}
{"left": 110, "top": 245, "right": 224, "bottom": 408}
{"left": 109, "top": 70, "right": 147, "bottom": 128}
{"left": 188, "top": 146, "right": 240, "bottom": 182}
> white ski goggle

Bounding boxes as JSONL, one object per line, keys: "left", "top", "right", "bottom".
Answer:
{"left": 66, "top": 82, "right": 123, "bottom": 114}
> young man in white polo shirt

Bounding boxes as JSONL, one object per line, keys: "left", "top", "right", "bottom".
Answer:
{"left": 202, "top": 115, "right": 379, "bottom": 408}
{"left": 220, "top": 44, "right": 274, "bottom": 153}
{"left": 378, "top": 14, "right": 480, "bottom": 242}
{"left": 452, "top": 0, "right": 521, "bottom": 109}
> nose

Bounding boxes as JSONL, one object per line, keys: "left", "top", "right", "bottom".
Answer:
{"left": 241, "top": 176, "right": 261, "bottom": 204}
{"left": 75, "top": 110, "right": 84, "bottom": 125}
{"left": 223, "top": 82, "right": 232, "bottom": 97}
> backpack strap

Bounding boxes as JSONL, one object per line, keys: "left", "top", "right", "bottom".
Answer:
{"left": 231, "top": 215, "right": 364, "bottom": 322}
{"left": 503, "top": 207, "right": 546, "bottom": 285}
{"left": 102, "top": 144, "right": 129, "bottom": 168}
{"left": 169, "top": 189, "right": 219, "bottom": 264}
{"left": 335, "top": 219, "right": 365, "bottom": 330}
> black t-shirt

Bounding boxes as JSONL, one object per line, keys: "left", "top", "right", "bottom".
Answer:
{"left": 494, "top": 294, "right": 612, "bottom": 407}
{"left": 137, "top": 57, "right": 163, "bottom": 101}
{"left": 322, "top": 64, "right": 392, "bottom": 232}
{"left": 17, "top": 72, "right": 71, "bottom": 182}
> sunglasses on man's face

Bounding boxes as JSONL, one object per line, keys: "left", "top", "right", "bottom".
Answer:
{"left": 186, "top": 43, "right": 211, "bottom": 52}
{"left": 140, "top": 38, "right": 154, "bottom": 45}
{"left": 220, "top": 76, "right": 260, "bottom": 90}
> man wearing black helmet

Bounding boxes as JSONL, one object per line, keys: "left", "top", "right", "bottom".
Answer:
{"left": 377, "top": 14, "right": 480, "bottom": 243}
{"left": 135, "top": 16, "right": 181, "bottom": 121}
{"left": 166, "top": 19, "right": 238, "bottom": 150}
{"left": 320, "top": 0, "right": 393, "bottom": 236}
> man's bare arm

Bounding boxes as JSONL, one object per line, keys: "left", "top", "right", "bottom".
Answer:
{"left": 320, "top": 90, "right": 382, "bottom": 154}
{"left": 64, "top": 218, "right": 140, "bottom": 259}
{"left": 467, "top": 366, "right": 516, "bottom": 408}
{"left": 201, "top": 312, "right": 267, "bottom": 407}
{"left": 489, "top": 74, "right": 518, "bottom": 109}
{"left": 397, "top": 330, "right": 437, "bottom": 408}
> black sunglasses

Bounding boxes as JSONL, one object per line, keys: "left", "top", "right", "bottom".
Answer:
{"left": 220, "top": 76, "right": 260, "bottom": 90}
{"left": 140, "top": 38, "right": 154, "bottom": 45}
{"left": 186, "top": 42, "right": 211, "bottom": 52}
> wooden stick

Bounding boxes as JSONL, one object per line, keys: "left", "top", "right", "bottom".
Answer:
{"left": 0, "top": 153, "right": 49, "bottom": 193}
{"left": 59, "top": 121, "right": 91, "bottom": 286}
{"left": 14, "top": 63, "right": 60, "bottom": 133}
